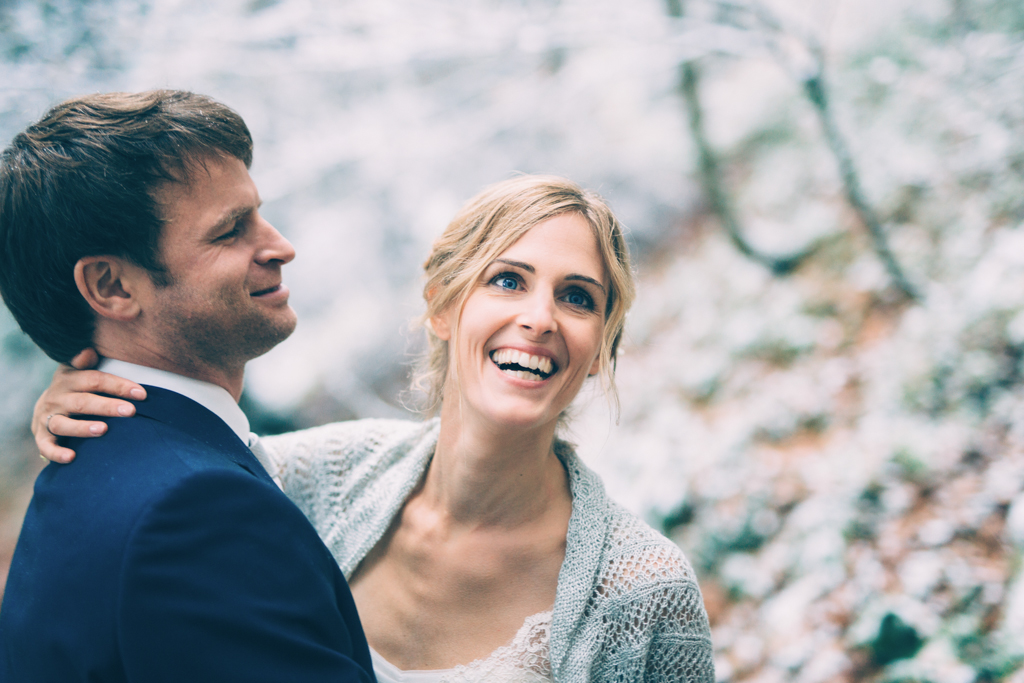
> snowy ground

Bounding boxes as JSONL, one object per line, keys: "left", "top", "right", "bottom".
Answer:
{"left": 2, "top": 0, "right": 1024, "bottom": 679}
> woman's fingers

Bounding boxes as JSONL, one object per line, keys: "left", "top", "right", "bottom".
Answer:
{"left": 30, "top": 357, "right": 147, "bottom": 464}
{"left": 63, "top": 368, "right": 146, "bottom": 402}
{"left": 36, "top": 414, "right": 109, "bottom": 464}
{"left": 53, "top": 392, "right": 138, "bottom": 421}
{"left": 45, "top": 413, "right": 109, "bottom": 438}
{"left": 38, "top": 438, "right": 79, "bottom": 465}
{"left": 32, "top": 373, "right": 140, "bottom": 437}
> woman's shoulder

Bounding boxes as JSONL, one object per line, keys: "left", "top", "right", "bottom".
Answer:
{"left": 558, "top": 442, "right": 700, "bottom": 592}
{"left": 557, "top": 458, "right": 713, "bottom": 677}
{"left": 261, "top": 417, "right": 441, "bottom": 573}
{"left": 599, "top": 500, "right": 702, "bottom": 595}
{"left": 260, "top": 416, "right": 437, "bottom": 468}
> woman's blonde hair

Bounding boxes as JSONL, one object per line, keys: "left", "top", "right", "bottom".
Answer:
{"left": 413, "top": 174, "right": 635, "bottom": 414}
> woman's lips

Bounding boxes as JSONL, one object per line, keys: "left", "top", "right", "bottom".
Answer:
{"left": 489, "top": 348, "right": 557, "bottom": 380}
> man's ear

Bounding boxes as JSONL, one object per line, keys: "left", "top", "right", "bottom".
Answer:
{"left": 73, "top": 256, "right": 147, "bottom": 321}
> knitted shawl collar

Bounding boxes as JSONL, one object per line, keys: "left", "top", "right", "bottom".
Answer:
{"left": 326, "top": 417, "right": 612, "bottom": 680}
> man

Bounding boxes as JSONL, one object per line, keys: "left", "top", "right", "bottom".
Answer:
{"left": 0, "top": 91, "right": 375, "bottom": 682}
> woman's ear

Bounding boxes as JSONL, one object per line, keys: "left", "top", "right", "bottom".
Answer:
{"left": 73, "top": 256, "right": 146, "bottom": 321}
{"left": 424, "top": 286, "right": 452, "bottom": 340}
{"left": 588, "top": 354, "right": 601, "bottom": 377}
{"left": 430, "top": 310, "right": 453, "bottom": 341}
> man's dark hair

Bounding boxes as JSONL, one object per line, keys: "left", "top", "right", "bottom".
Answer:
{"left": 0, "top": 90, "right": 253, "bottom": 362}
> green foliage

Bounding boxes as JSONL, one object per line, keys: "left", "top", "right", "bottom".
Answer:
{"left": 872, "top": 613, "right": 925, "bottom": 667}
{"left": 891, "top": 448, "right": 928, "bottom": 484}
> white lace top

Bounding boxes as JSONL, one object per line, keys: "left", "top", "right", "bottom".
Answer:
{"left": 370, "top": 609, "right": 553, "bottom": 683}
{"left": 262, "top": 418, "right": 714, "bottom": 683}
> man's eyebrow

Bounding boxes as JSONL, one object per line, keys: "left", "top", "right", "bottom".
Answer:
{"left": 493, "top": 258, "right": 606, "bottom": 294}
{"left": 208, "top": 202, "right": 261, "bottom": 234}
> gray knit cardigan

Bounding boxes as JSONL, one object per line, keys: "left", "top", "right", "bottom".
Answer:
{"left": 262, "top": 418, "right": 714, "bottom": 683}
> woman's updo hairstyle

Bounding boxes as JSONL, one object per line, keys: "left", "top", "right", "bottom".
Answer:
{"left": 414, "top": 175, "right": 635, "bottom": 414}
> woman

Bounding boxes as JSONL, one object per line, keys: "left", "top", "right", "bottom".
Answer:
{"left": 34, "top": 175, "right": 714, "bottom": 682}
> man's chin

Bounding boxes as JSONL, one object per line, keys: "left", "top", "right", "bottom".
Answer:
{"left": 192, "top": 310, "right": 298, "bottom": 366}
{"left": 249, "top": 311, "right": 297, "bottom": 357}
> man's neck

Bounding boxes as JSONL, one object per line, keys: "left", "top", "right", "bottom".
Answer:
{"left": 94, "top": 339, "right": 245, "bottom": 401}
{"left": 96, "top": 358, "right": 251, "bottom": 443}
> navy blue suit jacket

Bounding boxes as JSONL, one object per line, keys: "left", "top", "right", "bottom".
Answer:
{"left": 0, "top": 386, "right": 375, "bottom": 682}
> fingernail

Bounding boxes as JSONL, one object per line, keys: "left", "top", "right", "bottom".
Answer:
{"left": 117, "top": 405, "right": 133, "bottom": 417}
{"left": 39, "top": 453, "right": 47, "bottom": 461}
{"left": 130, "top": 388, "right": 146, "bottom": 400}
{"left": 89, "top": 423, "right": 105, "bottom": 435}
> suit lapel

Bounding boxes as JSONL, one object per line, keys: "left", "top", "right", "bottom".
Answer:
{"left": 131, "top": 385, "right": 276, "bottom": 487}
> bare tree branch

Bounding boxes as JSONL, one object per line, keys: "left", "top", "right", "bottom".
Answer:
{"left": 668, "top": 0, "right": 921, "bottom": 299}
{"left": 801, "top": 71, "right": 921, "bottom": 301}
{"left": 723, "top": 0, "right": 921, "bottom": 300}
{"left": 679, "top": 60, "right": 823, "bottom": 275}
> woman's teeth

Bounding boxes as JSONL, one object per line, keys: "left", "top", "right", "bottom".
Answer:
{"left": 490, "top": 349, "right": 554, "bottom": 379}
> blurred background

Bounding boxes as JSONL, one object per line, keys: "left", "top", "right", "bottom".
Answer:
{"left": 2, "top": 0, "right": 1024, "bottom": 680}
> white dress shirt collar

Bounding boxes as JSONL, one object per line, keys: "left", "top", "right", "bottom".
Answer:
{"left": 97, "top": 358, "right": 251, "bottom": 444}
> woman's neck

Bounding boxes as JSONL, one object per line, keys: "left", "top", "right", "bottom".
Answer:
{"left": 426, "top": 402, "right": 569, "bottom": 528}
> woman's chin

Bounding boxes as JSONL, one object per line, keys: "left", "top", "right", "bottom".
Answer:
{"left": 453, "top": 374, "right": 579, "bottom": 431}
{"left": 474, "top": 399, "right": 561, "bottom": 432}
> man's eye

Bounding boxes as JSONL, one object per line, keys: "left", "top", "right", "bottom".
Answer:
{"left": 217, "top": 223, "right": 242, "bottom": 241}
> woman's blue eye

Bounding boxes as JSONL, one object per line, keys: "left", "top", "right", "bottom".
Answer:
{"left": 564, "top": 289, "right": 595, "bottom": 310}
{"left": 494, "top": 275, "right": 519, "bottom": 290}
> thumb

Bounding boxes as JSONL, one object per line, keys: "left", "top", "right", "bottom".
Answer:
{"left": 69, "top": 348, "right": 100, "bottom": 370}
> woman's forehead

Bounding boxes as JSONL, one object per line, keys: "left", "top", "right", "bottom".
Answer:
{"left": 495, "top": 214, "right": 607, "bottom": 277}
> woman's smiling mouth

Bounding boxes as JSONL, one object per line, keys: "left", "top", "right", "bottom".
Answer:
{"left": 490, "top": 349, "right": 556, "bottom": 381}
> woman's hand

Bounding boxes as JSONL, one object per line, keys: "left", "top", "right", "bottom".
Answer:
{"left": 33, "top": 349, "right": 147, "bottom": 464}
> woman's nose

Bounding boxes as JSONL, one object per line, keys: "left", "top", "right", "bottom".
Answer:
{"left": 518, "top": 291, "right": 557, "bottom": 335}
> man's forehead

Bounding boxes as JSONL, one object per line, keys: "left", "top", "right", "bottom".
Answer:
{"left": 152, "top": 155, "right": 259, "bottom": 233}
{"left": 155, "top": 152, "right": 243, "bottom": 191}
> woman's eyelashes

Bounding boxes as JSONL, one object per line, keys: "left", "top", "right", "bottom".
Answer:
{"left": 491, "top": 272, "right": 522, "bottom": 291}
{"left": 561, "top": 287, "right": 596, "bottom": 312}
{"left": 488, "top": 271, "right": 597, "bottom": 312}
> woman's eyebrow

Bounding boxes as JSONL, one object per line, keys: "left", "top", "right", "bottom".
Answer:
{"left": 493, "top": 258, "right": 606, "bottom": 294}
{"left": 494, "top": 258, "right": 534, "bottom": 273}
{"left": 566, "top": 274, "right": 606, "bottom": 294}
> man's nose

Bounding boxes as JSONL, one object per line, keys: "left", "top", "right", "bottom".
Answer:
{"left": 254, "top": 214, "right": 295, "bottom": 265}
